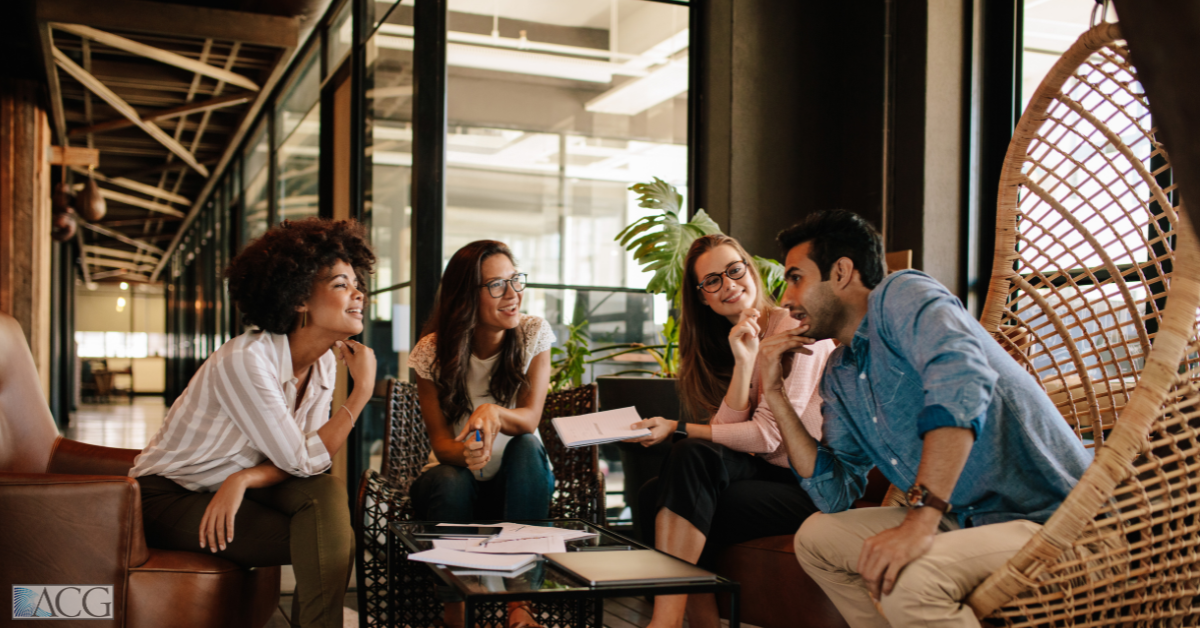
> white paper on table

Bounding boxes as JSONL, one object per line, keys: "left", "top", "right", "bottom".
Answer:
{"left": 450, "top": 561, "right": 538, "bottom": 579}
{"left": 431, "top": 539, "right": 471, "bottom": 551}
{"left": 408, "top": 548, "right": 537, "bottom": 571}
{"left": 464, "top": 536, "right": 567, "bottom": 555}
{"left": 438, "top": 522, "right": 597, "bottom": 542}
{"left": 550, "top": 407, "right": 650, "bottom": 447}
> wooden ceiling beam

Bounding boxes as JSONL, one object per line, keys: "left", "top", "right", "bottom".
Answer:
{"left": 36, "top": 0, "right": 298, "bottom": 50}
{"left": 89, "top": 269, "right": 151, "bottom": 281}
{"left": 81, "top": 221, "right": 165, "bottom": 254}
{"left": 83, "top": 257, "right": 157, "bottom": 272}
{"left": 48, "top": 145, "right": 99, "bottom": 167}
{"left": 52, "top": 46, "right": 210, "bottom": 177}
{"left": 70, "top": 184, "right": 186, "bottom": 217}
{"left": 51, "top": 23, "right": 260, "bottom": 92}
{"left": 84, "top": 245, "right": 160, "bottom": 263}
{"left": 69, "top": 94, "right": 250, "bottom": 138}
{"left": 95, "top": 217, "right": 182, "bottom": 228}
{"left": 37, "top": 23, "right": 68, "bottom": 145}
{"left": 70, "top": 166, "right": 190, "bottom": 205}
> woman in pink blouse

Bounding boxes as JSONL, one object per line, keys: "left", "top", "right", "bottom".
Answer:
{"left": 626, "top": 234, "right": 835, "bottom": 628}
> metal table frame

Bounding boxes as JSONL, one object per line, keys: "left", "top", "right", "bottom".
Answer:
{"left": 387, "top": 518, "right": 740, "bottom": 628}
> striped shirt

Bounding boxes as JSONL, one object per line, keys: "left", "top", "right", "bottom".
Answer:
{"left": 129, "top": 330, "right": 335, "bottom": 492}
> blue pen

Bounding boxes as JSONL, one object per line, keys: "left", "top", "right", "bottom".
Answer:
{"left": 475, "top": 429, "right": 484, "bottom": 479}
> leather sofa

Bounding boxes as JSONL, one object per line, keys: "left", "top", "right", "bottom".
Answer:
{"left": 0, "top": 388, "right": 280, "bottom": 628}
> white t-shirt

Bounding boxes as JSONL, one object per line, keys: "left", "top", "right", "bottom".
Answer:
{"left": 410, "top": 315, "right": 556, "bottom": 480}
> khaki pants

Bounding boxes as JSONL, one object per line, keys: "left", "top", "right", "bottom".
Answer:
{"left": 794, "top": 507, "right": 1039, "bottom": 628}
{"left": 137, "top": 473, "right": 354, "bottom": 628}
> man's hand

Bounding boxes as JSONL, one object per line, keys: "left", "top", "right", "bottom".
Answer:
{"left": 624, "top": 417, "right": 677, "bottom": 447}
{"left": 759, "top": 325, "right": 818, "bottom": 391}
{"left": 857, "top": 509, "right": 940, "bottom": 600}
{"left": 200, "top": 472, "right": 249, "bottom": 553}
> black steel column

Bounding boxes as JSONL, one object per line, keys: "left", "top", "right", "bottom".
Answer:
{"left": 969, "top": 0, "right": 1022, "bottom": 314}
{"left": 48, "top": 239, "right": 75, "bottom": 425}
{"left": 410, "top": 0, "right": 447, "bottom": 349}
{"left": 686, "top": 0, "right": 706, "bottom": 219}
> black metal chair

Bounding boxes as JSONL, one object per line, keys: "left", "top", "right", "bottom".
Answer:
{"left": 355, "top": 380, "right": 605, "bottom": 628}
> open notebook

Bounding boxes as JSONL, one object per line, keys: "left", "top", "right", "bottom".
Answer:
{"left": 551, "top": 407, "right": 650, "bottom": 447}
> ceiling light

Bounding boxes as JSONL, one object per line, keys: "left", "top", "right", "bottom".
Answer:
{"left": 116, "top": 297, "right": 126, "bottom": 312}
{"left": 374, "top": 35, "right": 637, "bottom": 83}
{"left": 119, "top": 282, "right": 129, "bottom": 290}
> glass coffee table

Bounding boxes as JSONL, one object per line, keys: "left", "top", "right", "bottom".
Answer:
{"left": 387, "top": 519, "right": 741, "bottom": 628}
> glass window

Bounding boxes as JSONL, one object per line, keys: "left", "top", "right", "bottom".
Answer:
{"left": 276, "top": 49, "right": 321, "bottom": 147}
{"left": 366, "top": 11, "right": 415, "bottom": 290}
{"left": 424, "top": 0, "right": 689, "bottom": 287}
{"left": 328, "top": 0, "right": 355, "bottom": 71}
{"left": 277, "top": 104, "right": 321, "bottom": 222}
{"left": 372, "top": 0, "right": 414, "bottom": 34}
{"left": 242, "top": 121, "right": 270, "bottom": 246}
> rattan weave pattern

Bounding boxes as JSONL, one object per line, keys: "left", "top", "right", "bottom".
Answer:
{"left": 539, "top": 383, "right": 606, "bottom": 524}
{"left": 355, "top": 379, "right": 607, "bottom": 627}
{"left": 966, "top": 21, "right": 1200, "bottom": 625}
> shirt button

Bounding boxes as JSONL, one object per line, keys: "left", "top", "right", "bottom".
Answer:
{"left": 872, "top": 416, "right": 877, "bottom": 423}
{"left": 890, "top": 458, "right": 898, "bottom": 465}
{"left": 859, "top": 372, "right": 867, "bottom": 380}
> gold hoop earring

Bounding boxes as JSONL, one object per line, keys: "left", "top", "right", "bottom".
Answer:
{"left": 302, "top": 311, "right": 307, "bottom": 328}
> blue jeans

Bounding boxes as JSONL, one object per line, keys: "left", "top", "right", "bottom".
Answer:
{"left": 410, "top": 433, "right": 555, "bottom": 522}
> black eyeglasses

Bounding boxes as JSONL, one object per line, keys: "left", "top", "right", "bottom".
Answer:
{"left": 481, "top": 273, "right": 528, "bottom": 298}
{"left": 697, "top": 260, "right": 749, "bottom": 293}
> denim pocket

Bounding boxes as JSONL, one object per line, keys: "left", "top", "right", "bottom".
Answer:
{"left": 879, "top": 365, "right": 917, "bottom": 409}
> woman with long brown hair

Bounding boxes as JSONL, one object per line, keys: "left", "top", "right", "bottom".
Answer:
{"left": 627, "top": 234, "right": 836, "bottom": 628}
{"left": 408, "top": 240, "right": 555, "bottom": 523}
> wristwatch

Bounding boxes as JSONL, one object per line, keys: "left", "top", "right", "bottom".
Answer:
{"left": 905, "top": 483, "right": 951, "bottom": 513}
{"left": 672, "top": 421, "right": 689, "bottom": 443}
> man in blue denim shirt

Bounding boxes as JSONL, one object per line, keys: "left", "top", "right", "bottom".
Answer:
{"left": 759, "top": 210, "right": 1091, "bottom": 628}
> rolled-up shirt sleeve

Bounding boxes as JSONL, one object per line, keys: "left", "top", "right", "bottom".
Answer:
{"left": 212, "top": 348, "right": 332, "bottom": 477}
{"left": 880, "top": 273, "right": 997, "bottom": 438}
{"left": 796, "top": 378, "right": 874, "bottom": 513}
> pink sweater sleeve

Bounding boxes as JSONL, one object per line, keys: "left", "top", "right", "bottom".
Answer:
{"left": 710, "top": 310, "right": 834, "bottom": 453}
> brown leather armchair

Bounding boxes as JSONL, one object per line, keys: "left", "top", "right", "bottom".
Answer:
{"left": 0, "top": 376, "right": 280, "bottom": 627}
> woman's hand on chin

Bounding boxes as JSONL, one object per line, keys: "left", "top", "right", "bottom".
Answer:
{"left": 728, "top": 308, "right": 762, "bottom": 365}
{"left": 335, "top": 339, "right": 376, "bottom": 394}
{"left": 454, "top": 404, "right": 503, "bottom": 470}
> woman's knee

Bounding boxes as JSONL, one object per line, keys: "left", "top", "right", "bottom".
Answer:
{"left": 295, "top": 472, "right": 349, "bottom": 504}
{"left": 503, "top": 433, "right": 547, "bottom": 460}
{"left": 418, "top": 463, "right": 476, "bottom": 491}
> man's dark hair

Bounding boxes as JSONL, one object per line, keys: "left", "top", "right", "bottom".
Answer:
{"left": 225, "top": 218, "right": 375, "bottom": 334}
{"left": 777, "top": 210, "right": 886, "bottom": 289}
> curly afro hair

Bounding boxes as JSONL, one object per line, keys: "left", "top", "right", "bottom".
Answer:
{"left": 225, "top": 218, "right": 376, "bottom": 334}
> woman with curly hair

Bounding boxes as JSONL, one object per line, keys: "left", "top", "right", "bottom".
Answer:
{"left": 129, "top": 218, "right": 376, "bottom": 628}
{"left": 627, "top": 234, "right": 835, "bottom": 628}
{"left": 408, "top": 240, "right": 555, "bottom": 522}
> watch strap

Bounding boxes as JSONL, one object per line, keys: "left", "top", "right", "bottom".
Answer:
{"left": 907, "top": 484, "right": 951, "bottom": 513}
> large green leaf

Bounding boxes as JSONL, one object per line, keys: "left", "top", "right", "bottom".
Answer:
{"left": 618, "top": 178, "right": 721, "bottom": 299}
{"left": 753, "top": 256, "right": 787, "bottom": 301}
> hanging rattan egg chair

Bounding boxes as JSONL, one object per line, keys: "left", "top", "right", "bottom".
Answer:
{"left": 967, "top": 21, "right": 1200, "bottom": 626}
